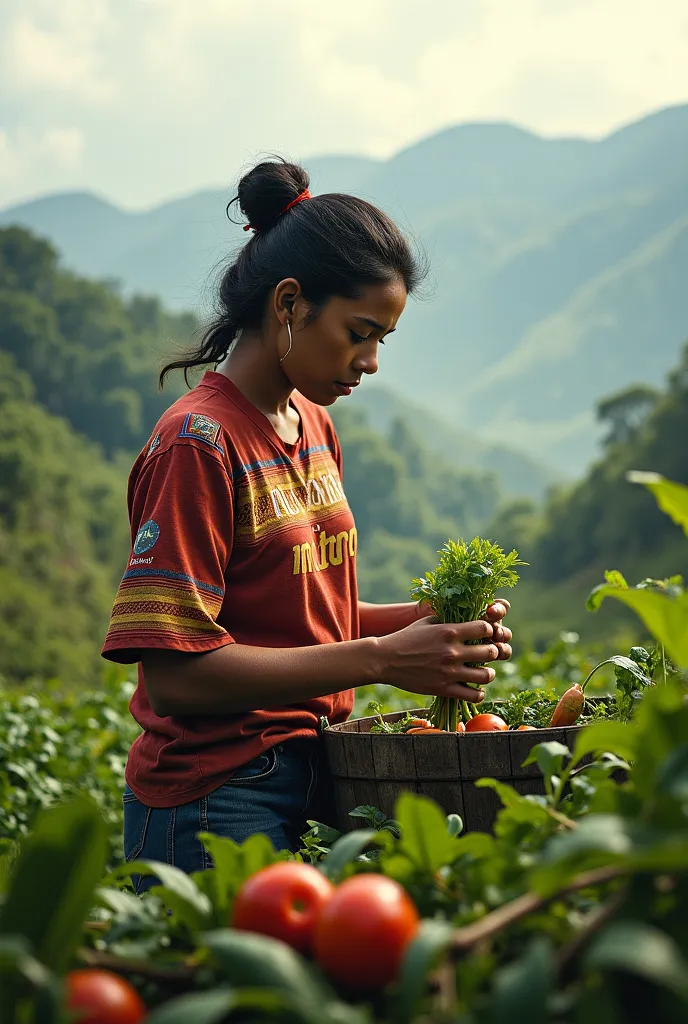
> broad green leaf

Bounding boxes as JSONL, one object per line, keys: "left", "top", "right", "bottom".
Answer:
{"left": 655, "top": 745, "right": 688, "bottom": 801}
{"left": 454, "top": 832, "right": 497, "bottom": 861}
{"left": 0, "top": 936, "right": 61, "bottom": 1024}
{"left": 586, "top": 587, "right": 688, "bottom": 668}
{"left": 521, "top": 741, "right": 571, "bottom": 783}
{"left": 201, "top": 928, "right": 334, "bottom": 1011}
{"left": 626, "top": 471, "right": 688, "bottom": 537}
{"left": 320, "top": 829, "right": 377, "bottom": 881}
{"left": 96, "top": 886, "right": 149, "bottom": 919}
{"left": 145, "top": 988, "right": 238, "bottom": 1024}
{"left": 474, "top": 777, "right": 525, "bottom": 809}
{"left": 0, "top": 797, "right": 108, "bottom": 973}
{"left": 530, "top": 815, "right": 633, "bottom": 895}
{"left": 586, "top": 921, "right": 688, "bottom": 1000}
{"left": 394, "top": 792, "right": 458, "bottom": 872}
{"left": 145, "top": 987, "right": 304, "bottom": 1024}
{"left": 489, "top": 938, "right": 553, "bottom": 1024}
{"left": 570, "top": 721, "right": 638, "bottom": 766}
{"left": 108, "top": 860, "right": 212, "bottom": 930}
{"left": 474, "top": 781, "right": 551, "bottom": 831}
{"left": 606, "top": 655, "right": 653, "bottom": 686}
{"left": 395, "top": 920, "right": 455, "bottom": 1024}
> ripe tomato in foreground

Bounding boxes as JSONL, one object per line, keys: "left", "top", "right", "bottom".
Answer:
{"left": 465, "top": 713, "right": 508, "bottom": 732}
{"left": 313, "top": 874, "right": 420, "bottom": 990}
{"left": 65, "top": 969, "right": 146, "bottom": 1024}
{"left": 232, "top": 862, "right": 334, "bottom": 954}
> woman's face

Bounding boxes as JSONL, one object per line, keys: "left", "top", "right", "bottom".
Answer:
{"left": 277, "top": 277, "right": 408, "bottom": 406}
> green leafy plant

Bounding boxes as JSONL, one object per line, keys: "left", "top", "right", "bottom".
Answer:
{"left": 409, "top": 537, "right": 526, "bottom": 728}
{"left": 587, "top": 473, "right": 688, "bottom": 669}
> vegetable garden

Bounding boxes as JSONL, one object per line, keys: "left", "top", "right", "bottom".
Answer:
{"left": 1, "top": 472, "right": 688, "bottom": 1023}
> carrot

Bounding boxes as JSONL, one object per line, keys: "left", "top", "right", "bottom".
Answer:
{"left": 516, "top": 725, "right": 536, "bottom": 731}
{"left": 456, "top": 722, "right": 466, "bottom": 733}
{"left": 405, "top": 718, "right": 432, "bottom": 730}
{"left": 407, "top": 727, "right": 446, "bottom": 734}
{"left": 549, "top": 684, "right": 584, "bottom": 727}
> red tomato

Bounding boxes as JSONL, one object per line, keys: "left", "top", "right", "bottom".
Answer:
{"left": 65, "top": 970, "right": 146, "bottom": 1024}
{"left": 313, "top": 874, "right": 420, "bottom": 990}
{"left": 517, "top": 725, "right": 536, "bottom": 731}
{"left": 232, "top": 862, "right": 334, "bottom": 954}
{"left": 464, "top": 713, "right": 509, "bottom": 732}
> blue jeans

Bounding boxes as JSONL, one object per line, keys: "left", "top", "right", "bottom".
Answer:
{"left": 122, "top": 739, "right": 332, "bottom": 894}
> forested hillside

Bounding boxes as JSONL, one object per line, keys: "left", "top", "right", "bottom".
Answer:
{"left": 0, "top": 226, "right": 501, "bottom": 684}
{"left": 487, "top": 345, "right": 688, "bottom": 644}
{"left": 3, "top": 105, "right": 688, "bottom": 470}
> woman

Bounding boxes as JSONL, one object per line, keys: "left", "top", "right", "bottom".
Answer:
{"left": 102, "top": 159, "right": 512, "bottom": 883}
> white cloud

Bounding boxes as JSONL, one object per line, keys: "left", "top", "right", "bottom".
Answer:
{"left": 2, "top": 1, "right": 114, "bottom": 100}
{"left": 0, "top": 0, "right": 686, "bottom": 208}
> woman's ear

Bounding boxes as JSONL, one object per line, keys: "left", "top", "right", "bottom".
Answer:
{"left": 273, "top": 278, "right": 301, "bottom": 325}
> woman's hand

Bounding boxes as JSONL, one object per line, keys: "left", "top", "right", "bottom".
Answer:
{"left": 415, "top": 598, "right": 513, "bottom": 662}
{"left": 376, "top": 617, "right": 501, "bottom": 704}
{"left": 484, "top": 599, "right": 512, "bottom": 661}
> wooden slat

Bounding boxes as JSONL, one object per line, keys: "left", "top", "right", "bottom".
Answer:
{"left": 458, "top": 731, "right": 511, "bottom": 780}
{"left": 324, "top": 731, "right": 348, "bottom": 778}
{"left": 415, "top": 780, "right": 465, "bottom": 821}
{"left": 371, "top": 735, "right": 417, "bottom": 781}
{"left": 344, "top": 734, "right": 375, "bottom": 777}
{"left": 351, "top": 779, "right": 381, "bottom": 819}
{"left": 413, "top": 733, "right": 461, "bottom": 780}
{"left": 508, "top": 730, "right": 542, "bottom": 779}
{"left": 332, "top": 778, "right": 358, "bottom": 832}
{"left": 460, "top": 778, "right": 502, "bottom": 834}
{"left": 375, "top": 780, "right": 412, "bottom": 820}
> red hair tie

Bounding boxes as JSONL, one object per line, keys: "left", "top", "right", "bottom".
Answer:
{"left": 243, "top": 188, "right": 312, "bottom": 232}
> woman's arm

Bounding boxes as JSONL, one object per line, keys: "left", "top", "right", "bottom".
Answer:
{"left": 141, "top": 617, "right": 505, "bottom": 718}
{"left": 358, "top": 601, "right": 423, "bottom": 637}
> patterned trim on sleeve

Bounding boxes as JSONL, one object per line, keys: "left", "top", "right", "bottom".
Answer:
{"left": 105, "top": 572, "right": 226, "bottom": 647}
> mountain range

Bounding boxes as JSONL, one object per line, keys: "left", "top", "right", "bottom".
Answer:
{"left": 2, "top": 104, "right": 687, "bottom": 474}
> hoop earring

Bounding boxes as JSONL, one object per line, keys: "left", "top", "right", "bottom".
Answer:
{"left": 280, "top": 321, "right": 293, "bottom": 364}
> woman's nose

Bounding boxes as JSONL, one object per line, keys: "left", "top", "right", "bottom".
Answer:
{"left": 353, "top": 342, "right": 379, "bottom": 375}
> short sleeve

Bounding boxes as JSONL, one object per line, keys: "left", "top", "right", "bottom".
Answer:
{"left": 102, "top": 442, "right": 235, "bottom": 664}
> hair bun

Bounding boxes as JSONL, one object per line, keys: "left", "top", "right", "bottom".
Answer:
{"left": 237, "top": 159, "right": 310, "bottom": 233}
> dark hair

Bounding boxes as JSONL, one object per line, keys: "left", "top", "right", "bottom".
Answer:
{"left": 160, "top": 158, "right": 426, "bottom": 386}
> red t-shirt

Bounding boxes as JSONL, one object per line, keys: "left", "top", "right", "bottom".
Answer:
{"left": 102, "top": 372, "right": 357, "bottom": 807}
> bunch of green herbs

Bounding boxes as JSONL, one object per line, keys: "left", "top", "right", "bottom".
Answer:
{"left": 409, "top": 537, "right": 526, "bottom": 728}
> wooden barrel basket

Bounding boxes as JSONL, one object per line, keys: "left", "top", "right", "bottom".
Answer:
{"left": 324, "top": 707, "right": 590, "bottom": 835}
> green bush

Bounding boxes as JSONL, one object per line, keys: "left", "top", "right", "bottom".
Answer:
{"left": 0, "top": 668, "right": 139, "bottom": 867}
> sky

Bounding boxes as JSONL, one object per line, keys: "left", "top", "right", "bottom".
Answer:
{"left": 1, "top": 0, "right": 687, "bottom": 211}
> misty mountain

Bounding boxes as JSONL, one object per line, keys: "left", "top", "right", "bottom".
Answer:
{"left": 2, "top": 106, "right": 687, "bottom": 473}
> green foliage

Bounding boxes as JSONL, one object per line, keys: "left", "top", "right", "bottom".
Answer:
{"left": 410, "top": 536, "right": 525, "bottom": 623}
{"left": 2, "top": 673, "right": 688, "bottom": 1023}
{"left": 0, "top": 676, "right": 139, "bottom": 866}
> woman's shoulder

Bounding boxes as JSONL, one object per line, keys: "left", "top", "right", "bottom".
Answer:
{"left": 145, "top": 386, "right": 230, "bottom": 462}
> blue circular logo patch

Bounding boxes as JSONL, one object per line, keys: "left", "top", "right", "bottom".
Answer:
{"left": 133, "top": 519, "right": 160, "bottom": 555}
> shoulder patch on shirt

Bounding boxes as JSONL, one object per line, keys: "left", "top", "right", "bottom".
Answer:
{"left": 178, "top": 412, "right": 224, "bottom": 452}
{"left": 133, "top": 519, "right": 160, "bottom": 555}
{"left": 147, "top": 432, "right": 161, "bottom": 456}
